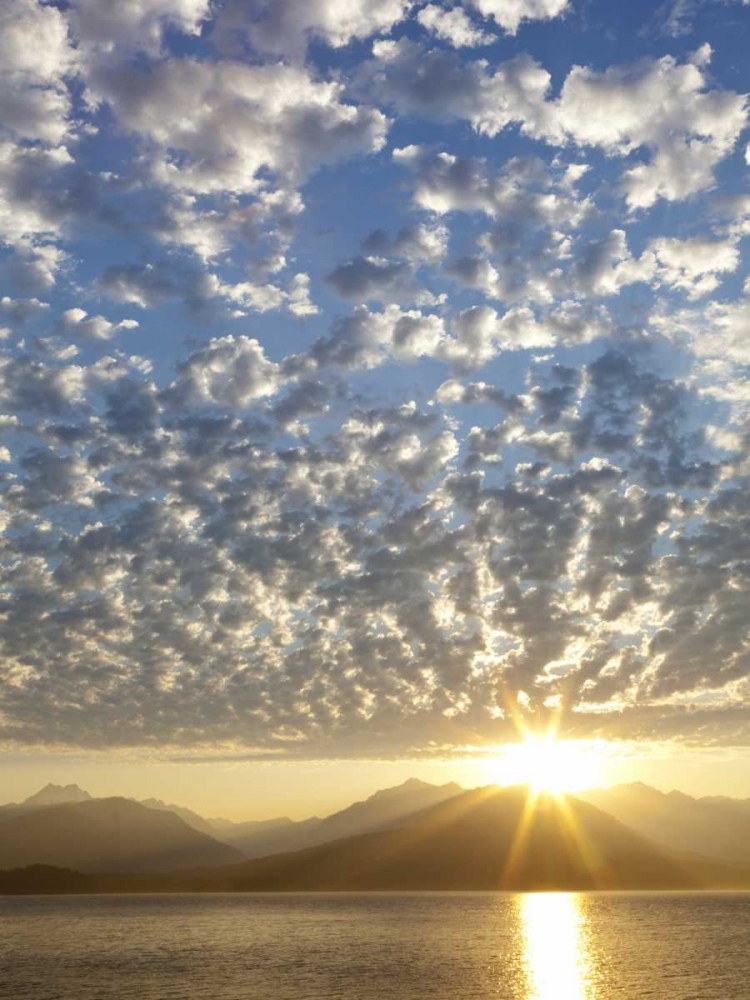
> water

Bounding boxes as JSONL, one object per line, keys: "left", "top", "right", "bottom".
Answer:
{"left": 2, "top": 892, "right": 750, "bottom": 999}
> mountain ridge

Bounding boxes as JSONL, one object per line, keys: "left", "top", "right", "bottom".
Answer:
{"left": 4, "top": 785, "right": 750, "bottom": 894}
{"left": 0, "top": 797, "right": 246, "bottom": 873}
{"left": 578, "top": 781, "right": 750, "bottom": 866}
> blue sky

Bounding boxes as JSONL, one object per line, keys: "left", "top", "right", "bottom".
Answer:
{"left": 2, "top": 0, "right": 750, "bottom": 789}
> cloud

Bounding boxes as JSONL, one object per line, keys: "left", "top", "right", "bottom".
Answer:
{"left": 648, "top": 234, "right": 739, "bottom": 299}
{"left": 362, "top": 40, "right": 558, "bottom": 138}
{"left": 2, "top": 0, "right": 750, "bottom": 759}
{"left": 466, "top": 0, "right": 570, "bottom": 35}
{"left": 310, "top": 305, "right": 446, "bottom": 369}
{"left": 654, "top": 0, "right": 750, "bottom": 38}
{"left": 555, "top": 46, "right": 748, "bottom": 208}
{"left": 652, "top": 277, "right": 750, "bottom": 364}
{"left": 214, "top": 0, "right": 411, "bottom": 60}
{"left": 362, "top": 222, "right": 449, "bottom": 262}
{"left": 162, "top": 335, "right": 283, "bottom": 408}
{"left": 383, "top": 45, "right": 746, "bottom": 209}
{"left": 69, "top": 0, "right": 210, "bottom": 56}
{"left": 89, "top": 59, "right": 389, "bottom": 196}
{"left": 0, "top": 0, "right": 76, "bottom": 144}
{"left": 325, "top": 255, "right": 416, "bottom": 302}
{"left": 417, "top": 4, "right": 495, "bottom": 47}
{"left": 0, "top": 333, "right": 748, "bottom": 754}
{"left": 57, "top": 308, "right": 139, "bottom": 342}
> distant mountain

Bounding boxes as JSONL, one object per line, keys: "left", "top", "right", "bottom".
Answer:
{"left": 209, "top": 785, "right": 721, "bottom": 892}
{"left": 0, "top": 797, "right": 246, "bottom": 873}
{"left": 578, "top": 782, "right": 750, "bottom": 866}
{"left": 221, "top": 778, "right": 464, "bottom": 858}
{"left": 0, "top": 783, "right": 94, "bottom": 823}
{"left": 138, "top": 798, "right": 221, "bottom": 838}
{"left": 0, "top": 785, "right": 238, "bottom": 843}
{"left": 220, "top": 815, "right": 321, "bottom": 858}
{"left": 23, "top": 783, "right": 92, "bottom": 808}
{"left": 7, "top": 785, "right": 749, "bottom": 894}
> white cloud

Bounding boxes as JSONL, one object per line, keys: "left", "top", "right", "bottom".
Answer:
{"left": 383, "top": 46, "right": 746, "bottom": 210}
{"left": 417, "top": 4, "right": 494, "bottom": 47}
{"left": 311, "top": 305, "right": 446, "bottom": 369}
{"left": 365, "top": 40, "right": 558, "bottom": 138}
{"left": 649, "top": 234, "right": 739, "bottom": 299}
{"left": 556, "top": 48, "right": 748, "bottom": 208}
{"left": 164, "top": 335, "right": 283, "bottom": 408}
{"left": 0, "top": 0, "right": 76, "bottom": 144}
{"left": 69, "top": 0, "right": 210, "bottom": 55}
{"left": 0, "top": 143, "right": 76, "bottom": 245}
{"left": 89, "top": 59, "right": 389, "bottom": 196}
{"left": 467, "top": 0, "right": 570, "bottom": 34}
{"left": 214, "top": 0, "right": 411, "bottom": 60}
{"left": 393, "top": 147, "right": 588, "bottom": 223}
{"left": 653, "top": 278, "right": 750, "bottom": 364}
{"left": 571, "top": 230, "right": 654, "bottom": 297}
{"left": 58, "top": 308, "right": 139, "bottom": 341}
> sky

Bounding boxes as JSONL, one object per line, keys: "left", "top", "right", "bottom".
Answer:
{"left": 1, "top": 0, "right": 750, "bottom": 819}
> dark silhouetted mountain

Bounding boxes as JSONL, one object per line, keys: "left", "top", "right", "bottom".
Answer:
{"left": 210, "top": 785, "right": 721, "bottom": 891}
{"left": 0, "top": 797, "right": 246, "bottom": 873}
{"left": 6, "top": 785, "right": 750, "bottom": 894}
{"left": 579, "top": 782, "right": 750, "bottom": 866}
{"left": 221, "top": 778, "right": 463, "bottom": 858}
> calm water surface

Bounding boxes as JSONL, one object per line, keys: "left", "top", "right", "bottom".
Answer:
{"left": 2, "top": 892, "right": 750, "bottom": 999}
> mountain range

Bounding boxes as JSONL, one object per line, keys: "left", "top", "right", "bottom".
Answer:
{"left": 0, "top": 797, "right": 244, "bottom": 873}
{"left": 578, "top": 782, "right": 750, "bottom": 866}
{"left": 3, "top": 778, "right": 750, "bottom": 892}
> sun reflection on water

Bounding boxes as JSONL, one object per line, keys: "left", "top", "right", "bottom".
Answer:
{"left": 519, "top": 893, "right": 595, "bottom": 1000}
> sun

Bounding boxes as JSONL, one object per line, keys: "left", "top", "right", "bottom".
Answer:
{"left": 491, "top": 734, "right": 601, "bottom": 795}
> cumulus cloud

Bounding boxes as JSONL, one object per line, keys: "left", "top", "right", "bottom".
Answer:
{"left": 381, "top": 45, "right": 746, "bottom": 209}
{"left": 417, "top": 4, "right": 495, "bottom": 47}
{"left": 2, "top": 0, "right": 750, "bottom": 759}
{"left": 648, "top": 234, "right": 739, "bottom": 299}
{"left": 325, "top": 255, "right": 415, "bottom": 302}
{"left": 310, "top": 305, "right": 446, "bottom": 369}
{"left": 362, "top": 40, "right": 557, "bottom": 138}
{"left": 57, "top": 308, "right": 139, "bottom": 341}
{"left": 89, "top": 59, "right": 389, "bottom": 196}
{"left": 555, "top": 46, "right": 748, "bottom": 208}
{"left": 0, "top": 0, "right": 76, "bottom": 144}
{"left": 0, "top": 329, "right": 748, "bottom": 754}
{"left": 466, "top": 0, "right": 570, "bottom": 34}
{"left": 163, "top": 335, "right": 283, "bottom": 408}
{"left": 652, "top": 277, "right": 750, "bottom": 364}
{"left": 214, "top": 0, "right": 411, "bottom": 60}
{"left": 363, "top": 222, "right": 449, "bottom": 262}
{"left": 69, "top": 0, "right": 210, "bottom": 55}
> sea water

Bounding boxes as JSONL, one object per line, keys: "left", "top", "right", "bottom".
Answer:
{"left": 2, "top": 891, "right": 749, "bottom": 999}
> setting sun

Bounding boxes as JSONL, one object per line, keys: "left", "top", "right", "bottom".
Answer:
{"left": 490, "top": 736, "right": 602, "bottom": 795}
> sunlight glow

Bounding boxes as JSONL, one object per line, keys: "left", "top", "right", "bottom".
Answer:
{"left": 520, "top": 893, "right": 595, "bottom": 1000}
{"left": 491, "top": 735, "right": 601, "bottom": 794}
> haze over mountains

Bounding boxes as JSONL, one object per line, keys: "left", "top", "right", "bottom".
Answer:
{"left": 0, "top": 797, "right": 245, "bottom": 873}
{"left": 579, "top": 783, "right": 750, "bottom": 867}
{"left": 219, "top": 777, "right": 465, "bottom": 858}
{"left": 3, "top": 779, "right": 750, "bottom": 892}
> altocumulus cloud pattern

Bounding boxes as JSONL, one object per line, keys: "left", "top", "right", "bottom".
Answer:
{"left": 1, "top": 0, "right": 750, "bottom": 758}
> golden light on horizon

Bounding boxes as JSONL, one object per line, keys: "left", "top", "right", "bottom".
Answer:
{"left": 520, "top": 893, "right": 595, "bottom": 1000}
{"left": 487, "top": 734, "right": 603, "bottom": 794}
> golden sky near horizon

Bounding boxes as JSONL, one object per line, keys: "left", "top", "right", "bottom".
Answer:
{"left": 2, "top": 744, "right": 749, "bottom": 822}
